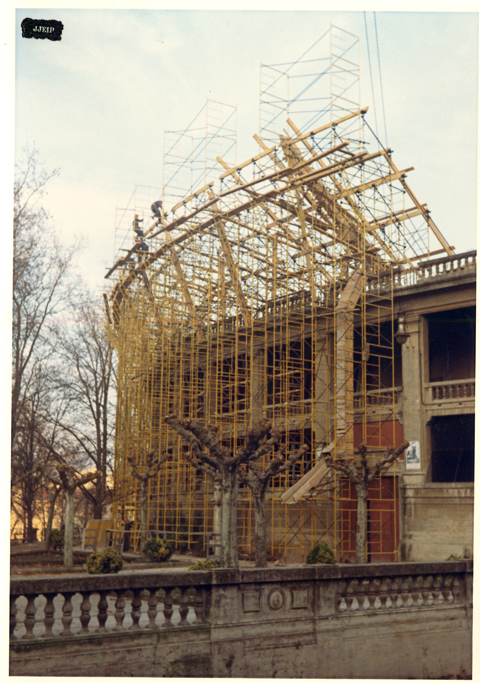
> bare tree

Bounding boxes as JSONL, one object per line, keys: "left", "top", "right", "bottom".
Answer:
{"left": 52, "top": 294, "right": 116, "bottom": 519}
{"left": 12, "top": 149, "right": 81, "bottom": 540}
{"left": 164, "top": 415, "right": 284, "bottom": 569}
{"left": 322, "top": 441, "right": 409, "bottom": 563}
{"left": 50, "top": 464, "right": 101, "bottom": 568}
{"left": 128, "top": 449, "right": 171, "bottom": 547}
{"left": 11, "top": 366, "right": 68, "bottom": 542}
{"left": 240, "top": 443, "right": 308, "bottom": 567}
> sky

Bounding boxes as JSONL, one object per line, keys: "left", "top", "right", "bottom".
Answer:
{"left": 11, "top": 8, "right": 480, "bottom": 293}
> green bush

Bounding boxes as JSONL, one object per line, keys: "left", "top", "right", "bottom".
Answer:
{"left": 48, "top": 529, "right": 64, "bottom": 550}
{"left": 188, "top": 558, "right": 221, "bottom": 571}
{"left": 306, "top": 542, "right": 336, "bottom": 565}
{"left": 445, "top": 553, "right": 463, "bottom": 561}
{"left": 86, "top": 547, "right": 123, "bottom": 574}
{"left": 142, "top": 537, "right": 174, "bottom": 563}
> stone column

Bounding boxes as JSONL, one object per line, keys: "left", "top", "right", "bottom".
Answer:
{"left": 400, "top": 314, "right": 426, "bottom": 484}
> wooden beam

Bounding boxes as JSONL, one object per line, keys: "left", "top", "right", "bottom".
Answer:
{"left": 171, "top": 182, "right": 214, "bottom": 214}
{"left": 383, "top": 155, "right": 454, "bottom": 256}
{"left": 208, "top": 191, "right": 252, "bottom": 326}
{"left": 164, "top": 232, "right": 204, "bottom": 339}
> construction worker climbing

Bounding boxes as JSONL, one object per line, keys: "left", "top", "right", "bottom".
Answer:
{"left": 133, "top": 214, "right": 144, "bottom": 236}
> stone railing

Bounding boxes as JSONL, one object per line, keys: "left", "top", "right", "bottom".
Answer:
{"left": 369, "top": 250, "right": 476, "bottom": 293}
{"left": 337, "top": 571, "right": 462, "bottom": 613}
{"left": 10, "top": 572, "right": 211, "bottom": 642}
{"left": 10, "top": 561, "right": 472, "bottom": 678}
{"left": 353, "top": 386, "right": 402, "bottom": 409}
{"left": 425, "top": 379, "right": 475, "bottom": 404}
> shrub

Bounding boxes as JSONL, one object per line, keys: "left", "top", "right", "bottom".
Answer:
{"left": 48, "top": 529, "right": 64, "bottom": 550}
{"left": 188, "top": 558, "right": 221, "bottom": 571}
{"left": 445, "top": 553, "right": 463, "bottom": 561}
{"left": 306, "top": 541, "right": 336, "bottom": 565}
{"left": 86, "top": 547, "right": 123, "bottom": 574}
{"left": 142, "top": 537, "right": 174, "bottom": 563}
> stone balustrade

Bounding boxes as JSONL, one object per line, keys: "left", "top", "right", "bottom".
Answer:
{"left": 10, "top": 572, "right": 211, "bottom": 642}
{"left": 10, "top": 561, "right": 472, "bottom": 678}
{"left": 425, "top": 379, "right": 475, "bottom": 403}
{"left": 353, "top": 386, "right": 401, "bottom": 408}
{"left": 337, "top": 571, "right": 462, "bottom": 614}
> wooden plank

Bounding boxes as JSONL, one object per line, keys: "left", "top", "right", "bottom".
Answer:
{"left": 281, "top": 441, "right": 335, "bottom": 504}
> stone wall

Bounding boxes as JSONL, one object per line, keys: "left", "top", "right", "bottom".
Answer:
{"left": 10, "top": 561, "right": 472, "bottom": 678}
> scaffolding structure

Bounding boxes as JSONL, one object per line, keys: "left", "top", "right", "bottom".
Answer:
{"left": 105, "top": 28, "right": 453, "bottom": 562}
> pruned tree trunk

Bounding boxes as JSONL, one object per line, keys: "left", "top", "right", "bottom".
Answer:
{"left": 139, "top": 480, "right": 148, "bottom": 548}
{"left": 128, "top": 449, "right": 171, "bottom": 551}
{"left": 221, "top": 469, "right": 238, "bottom": 568}
{"left": 355, "top": 485, "right": 368, "bottom": 564}
{"left": 213, "top": 475, "right": 222, "bottom": 560}
{"left": 64, "top": 490, "right": 74, "bottom": 568}
{"left": 252, "top": 491, "right": 267, "bottom": 568}
{"left": 51, "top": 464, "right": 101, "bottom": 567}
{"left": 45, "top": 486, "right": 60, "bottom": 546}
{"left": 322, "top": 440, "right": 409, "bottom": 564}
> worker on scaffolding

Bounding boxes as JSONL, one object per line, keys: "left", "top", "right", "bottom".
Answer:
{"left": 133, "top": 214, "right": 144, "bottom": 237}
{"left": 151, "top": 199, "right": 167, "bottom": 222}
{"left": 135, "top": 236, "right": 149, "bottom": 262}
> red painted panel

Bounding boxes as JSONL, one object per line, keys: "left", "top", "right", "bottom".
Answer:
{"left": 339, "top": 476, "right": 399, "bottom": 563}
{"left": 353, "top": 419, "right": 404, "bottom": 453}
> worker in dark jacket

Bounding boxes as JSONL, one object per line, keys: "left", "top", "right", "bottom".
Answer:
{"left": 151, "top": 200, "right": 163, "bottom": 219}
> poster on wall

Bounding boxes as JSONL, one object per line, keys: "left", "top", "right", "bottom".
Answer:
{"left": 405, "top": 441, "right": 421, "bottom": 469}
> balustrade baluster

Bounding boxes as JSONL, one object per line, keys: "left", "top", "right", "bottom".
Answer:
{"left": 43, "top": 593, "right": 56, "bottom": 638}
{"left": 379, "top": 579, "right": 390, "bottom": 609}
{"left": 442, "top": 576, "right": 454, "bottom": 604}
{"left": 452, "top": 577, "right": 460, "bottom": 604}
{"left": 80, "top": 592, "right": 92, "bottom": 634}
{"left": 345, "top": 581, "right": 356, "bottom": 611}
{"left": 416, "top": 576, "right": 425, "bottom": 606}
{"left": 390, "top": 577, "right": 402, "bottom": 608}
{"left": 356, "top": 579, "right": 369, "bottom": 610}
{"left": 337, "top": 581, "right": 347, "bottom": 612}
{"left": 423, "top": 576, "right": 434, "bottom": 606}
{"left": 114, "top": 591, "right": 126, "bottom": 630}
{"left": 61, "top": 592, "right": 74, "bottom": 636}
{"left": 24, "top": 595, "right": 37, "bottom": 639}
{"left": 10, "top": 595, "right": 17, "bottom": 639}
{"left": 369, "top": 579, "right": 381, "bottom": 609}
{"left": 179, "top": 589, "right": 190, "bottom": 625}
{"left": 130, "top": 589, "right": 143, "bottom": 630}
{"left": 147, "top": 589, "right": 159, "bottom": 629}
{"left": 163, "top": 589, "right": 174, "bottom": 627}
{"left": 433, "top": 575, "right": 444, "bottom": 605}
{"left": 411, "top": 576, "right": 422, "bottom": 606}
{"left": 400, "top": 577, "right": 413, "bottom": 607}
{"left": 97, "top": 591, "right": 109, "bottom": 632}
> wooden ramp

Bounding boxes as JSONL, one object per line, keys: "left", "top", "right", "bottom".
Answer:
{"left": 281, "top": 442, "right": 335, "bottom": 504}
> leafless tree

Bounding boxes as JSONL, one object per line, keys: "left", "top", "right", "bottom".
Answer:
{"left": 12, "top": 149, "right": 81, "bottom": 540}
{"left": 322, "top": 441, "right": 409, "bottom": 563}
{"left": 240, "top": 443, "right": 307, "bottom": 567}
{"left": 164, "top": 415, "right": 285, "bottom": 568}
{"left": 128, "top": 449, "right": 171, "bottom": 547}
{"left": 51, "top": 294, "right": 116, "bottom": 519}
